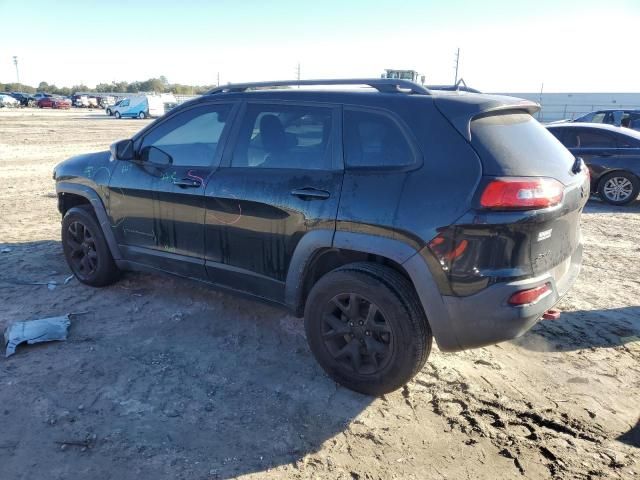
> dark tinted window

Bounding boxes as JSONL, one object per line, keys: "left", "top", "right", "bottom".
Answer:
{"left": 344, "top": 109, "right": 414, "bottom": 167}
{"left": 231, "top": 104, "right": 332, "bottom": 169}
{"left": 576, "top": 129, "right": 617, "bottom": 148}
{"left": 547, "top": 128, "right": 564, "bottom": 142}
{"left": 470, "top": 112, "right": 575, "bottom": 178}
{"left": 559, "top": 129, "right": 580, "bottom": 148}
{"left": 140, "top": 104, "right": 232, "bottom": 167}
{"left": 617, "top": 132, "right": 640, "bottom": 148}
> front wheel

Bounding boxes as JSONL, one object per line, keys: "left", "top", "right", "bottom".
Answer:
{"left": 304, "top": 262, "right": 431, "bottom": 395}
{"left": 114, "top": 111, "right": 121, "bottom": 119}
{"left": 106, "top": 108, "right": 112, "bottom": 116}
{"left": 598, "top": 172, "right": 639, "bottom": 205}
{"left": 62, "top": 206, "right": 120, "bottom": 287}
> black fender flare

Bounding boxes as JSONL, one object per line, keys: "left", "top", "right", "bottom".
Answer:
{"left": 284, "top": 230, "right": 459, "bottom": 351}
{"left": 56, "top": 182, "right": 123, "bottom": 261}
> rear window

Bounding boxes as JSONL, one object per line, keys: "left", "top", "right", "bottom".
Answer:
{"left": 470, "top": 112, "right": 575, "bottom": 181}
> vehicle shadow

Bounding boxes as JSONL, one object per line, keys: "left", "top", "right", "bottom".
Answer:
{"left": 584, "top": 196, "right": 640, "bottom": 213}
{"left": 618, "top": 419, "right": 640, "bottom": 448}
{"left": 0, "top": 240, "right": 373, "bottom": 479}
{"left": 513, "top": 306, "right": 640, "bottom": 352}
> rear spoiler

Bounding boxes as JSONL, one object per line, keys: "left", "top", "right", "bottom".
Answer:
{"left": 433, "top": 94, "right": 540, "bottom": 141}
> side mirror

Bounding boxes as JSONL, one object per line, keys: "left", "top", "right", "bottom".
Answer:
{"left": 110, "top": 139, "right": 134, "bottom": 161}
{"left": 140, "top": 146, "right": 173, "bottom": 166}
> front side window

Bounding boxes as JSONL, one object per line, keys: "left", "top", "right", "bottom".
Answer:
{"left": 591, "top": 112, "right": 606, "bottom": 123}
{"left": 343, "top": 109, "right": 414, "bottom": 168}
{"left": 231, "top": 104, "right": 333, "bottom": 169}
{"left": 140, "top": 104, "right": 232, "bottom": 167}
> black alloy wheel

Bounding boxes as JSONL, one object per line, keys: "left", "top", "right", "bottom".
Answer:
{"left": 65, "top": 220, "right": 99, "bottom": 281}
{"left": 321, "top": 293, "right": 393, "bottom": 375}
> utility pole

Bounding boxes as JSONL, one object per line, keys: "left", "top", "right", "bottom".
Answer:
{"left": 296, "top": 62, "right": 301, "bottom": 81}
{"left": 13, "top": 56, "right": 20, "bottom": 84}
{"left": 538, "top": 82, "right": 544, "bottom": 121}
{"left": 217, "top": 72, "right": 220, "bottom": 87}
{"left": 454, "top": 48, "right": 460, "bottom": 85}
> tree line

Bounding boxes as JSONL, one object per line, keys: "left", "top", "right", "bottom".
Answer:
{"left": 1, "top": 76, "right": 215, "bottom": 96}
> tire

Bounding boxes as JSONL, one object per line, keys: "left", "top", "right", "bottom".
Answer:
{"left": 106, "top": 108, "right": 112, "bottom": 116}
{"left": 304, "top": 262, "right": 431, "bottom": 395}
{"left": 61, "top": 206, "right": 120, "bottom": 287}
{"left": 598, "top": 171, "right": 639, "bottom": 205}
{"left": 114, "top": 111, "right": 121, "bottom": 119}
{"left": 138, "top": 111, "right": 146, "bottom": 119}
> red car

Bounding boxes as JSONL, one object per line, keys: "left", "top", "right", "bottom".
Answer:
{"left": 37, "top": 96, "right": 71, "bottom": 109}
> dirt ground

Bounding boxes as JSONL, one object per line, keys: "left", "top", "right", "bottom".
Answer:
{"left": 0, "top": 109, "right": 638, "bottom": 480}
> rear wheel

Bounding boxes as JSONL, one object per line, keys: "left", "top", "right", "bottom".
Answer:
{"left": 138, "top": 111, "right": 146, "bottom": 119}
{"left": 62, "top": 206, "right": 120, "bottom": 287}
{"left": 106, "top": 108, "right": 112, "bottom": 116}
{"left": 598, "top": 171, "right": 639, "bottom": 205}
{"left": 114, "top": 111, "right": 121, "bottom": 119}
{"left": 304, "top": 262, "right": 431, "bottom": 395}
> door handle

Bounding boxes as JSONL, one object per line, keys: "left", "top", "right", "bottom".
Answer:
{"left": 173, "top": 178, "right": 202, "bottom": 188}
{"left": 290, "top": 187, "right": 331, "bottom": 200}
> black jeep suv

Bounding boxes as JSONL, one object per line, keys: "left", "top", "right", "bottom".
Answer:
{"left": 54, "top": 79, "right": 589, "bottom": 395}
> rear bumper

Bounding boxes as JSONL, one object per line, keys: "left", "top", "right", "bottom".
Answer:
{"left": 404, "top": 242, "right": 583, "bottom": 352}
{"left": 442, "top": 243, "right": 582, "bottom": 351}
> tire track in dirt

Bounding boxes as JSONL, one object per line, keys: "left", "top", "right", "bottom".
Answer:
{"left": 410, "top": 363, "right": 631, "bottom": 479}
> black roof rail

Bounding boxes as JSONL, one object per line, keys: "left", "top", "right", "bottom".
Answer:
{"left": 206, "top": 78, "right": 431, "bottom": 95}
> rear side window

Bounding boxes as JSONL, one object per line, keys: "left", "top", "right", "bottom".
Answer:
{"left": 231, "top": 104, "right": 333, "bottom": 170}
{"left": 575, "top": 129, "right": 616, "bottom": 148}
{"left": 343, "top": 109, "right": 414, "bottom": 168}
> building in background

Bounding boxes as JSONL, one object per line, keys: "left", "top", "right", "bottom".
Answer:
{"left": 494, "top": 92, "right": 640, "bottom": 123}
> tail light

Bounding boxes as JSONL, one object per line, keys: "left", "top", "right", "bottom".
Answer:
{"left": 480, "top": 177, "right": 564, "bottom": 210}
{"left": 508, "top": 283, "right": 551, "bottom": 306}
{"left": 428, "top": 234, "right": 469, "bottom": 271}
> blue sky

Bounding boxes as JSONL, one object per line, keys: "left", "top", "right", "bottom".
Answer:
{"left": 1, "top": 0, "right": 639, "bottom": 91}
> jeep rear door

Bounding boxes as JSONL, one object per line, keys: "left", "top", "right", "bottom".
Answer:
{"left": 204, "top": 101, "right": 343, "bottom": 302}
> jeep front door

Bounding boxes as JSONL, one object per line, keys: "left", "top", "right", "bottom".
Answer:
{"left": 107, "top": 102, "right": 237, "bottom": 278}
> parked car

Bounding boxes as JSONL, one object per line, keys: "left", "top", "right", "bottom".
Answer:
{"left": 98, "top": 95, "right": 116, "bottom": 108}
{"left": 9, "top": 92, "right": 35, "bottom": 107}
{"left": 53, "top": 78, "right": 589, "bottom": 395}
{"left": 0, "top": 93, "right": 19, "bottom": 107}
{"left": 32, "top": 92, "right": 52, "bottom": 102}
{"left": 573, "top": 109, "right": 640, "bottom": 131}
{"left": 110, "top": 94, "right": 165, "bottom": 119}
{"left": 105, "top": 99, "right": 123, "bottom": 116}
{"left": 37, "top": 96, "right": 71, "bottom": 109}
{"left": 547, "top": 123, "right": 640, "bottom": 205}
{"left": 72, "top": 95, "right": 90, "bottom": 108}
